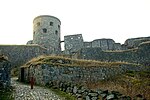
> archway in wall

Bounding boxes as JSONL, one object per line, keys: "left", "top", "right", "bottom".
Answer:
{"left": 20, "top": 68, "right": 24, "bottom": 82}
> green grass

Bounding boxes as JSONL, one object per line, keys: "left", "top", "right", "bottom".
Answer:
{"left": 0, "top": 87, "right": 14, "bottom": 100}
{"left": 50, "top": 88, "right": 76, "bottom": 100}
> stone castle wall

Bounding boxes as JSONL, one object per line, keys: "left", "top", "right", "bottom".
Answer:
{"left": 64, "top": 34, "right": 84, "bottom": 54}
{"left": 0, "top": 56, "right": 11, "bottom": 88}
{"left": 124, "top": 37, "right": 150, "bottom": 49}
{"left": 91, "top": 39, "right": 115, "bottom": 50}
{"left": 63, "top": 35, "right": 128, "bottom": 55}
{"left": 20, "top": 63, "right": 148, "bottom": 86}
{"left": 0, "top": 45, "right": 46, "bottom": 67}
{"left": 74, "top": 41, "right": 150, "bottom": 66}
{"left": 64, "top": 34, "right": 150, "bottom": 54}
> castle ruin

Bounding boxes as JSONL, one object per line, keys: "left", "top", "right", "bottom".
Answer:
{"left": 0, "top": 15, "right": 150, "bottom": 67}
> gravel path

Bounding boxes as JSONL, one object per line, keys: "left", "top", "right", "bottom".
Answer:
{"left": 11, "top": 78, "right": 65, "bottom": 100}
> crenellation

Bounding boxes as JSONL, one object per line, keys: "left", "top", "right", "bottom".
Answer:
{"left": 83, "top": 42, "right": 92, "bottom": 48}
{"left": 113, "top": 43, "right": 122, "bottom": 50}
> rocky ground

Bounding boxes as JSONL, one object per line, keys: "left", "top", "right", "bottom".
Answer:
{"left": 11, "top": 78, "right": 65, "bottom": 100}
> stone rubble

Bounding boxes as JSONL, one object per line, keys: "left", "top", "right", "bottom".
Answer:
{"left": 46, "top": 81, "right": 147, "bottom": 100}
{"left": 12, "top": 76, "right": 147, "bottom": 100}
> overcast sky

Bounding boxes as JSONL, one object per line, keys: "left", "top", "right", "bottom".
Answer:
{"left": 0, "top": 0, "right": 150, "bottom": 45}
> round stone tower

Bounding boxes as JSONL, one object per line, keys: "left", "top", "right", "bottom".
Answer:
{"left": 33, "top": 15, "right": 61, "bottom": 54}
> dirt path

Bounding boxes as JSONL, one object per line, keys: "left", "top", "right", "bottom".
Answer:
{"left": 11, "top": 78, "right": 65, "bottom": 100}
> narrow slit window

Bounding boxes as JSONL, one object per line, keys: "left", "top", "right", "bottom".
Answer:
{"left": 55, "top": 30, "right": 58, "bottom": 35}
{"left": 43, "top": 28, "right": 47, "bottom": 33}
{"left": 58, "top": 25, "right": 60, "bottom": 30}
{"left": 50, "top": 22, "right": 53, "bottom": 26}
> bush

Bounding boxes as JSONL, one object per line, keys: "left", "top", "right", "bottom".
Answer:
{"left": 0, "top": 87, "right": 14, "bottom": 100}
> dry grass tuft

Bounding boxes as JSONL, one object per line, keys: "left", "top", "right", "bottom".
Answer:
{"left": 0, "top": 55, "right": 8, "bottom": 62}
{"left": 139, "top": 41, "right": 150, "bottom": 45}
{"left": 23, "top": 55, "right": 137, "bottom": 68}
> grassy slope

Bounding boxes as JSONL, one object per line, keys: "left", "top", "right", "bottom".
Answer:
{"left": 50, "top": 88, "right": 76, "bottom": 100}
{"left": 86, "top": 70, "right": 150, "bottom": 99}
{"left": 23, "top": 55, "right": 138, "bottom": 68}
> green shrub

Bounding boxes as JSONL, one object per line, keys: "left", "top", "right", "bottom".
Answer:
{"left": 0, "top": 87, "right": 14, "bottom": 100}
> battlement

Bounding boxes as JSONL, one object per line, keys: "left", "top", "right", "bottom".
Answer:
{"left": 33, "top": 15, "right": 61, "bottom": 24}
{"left": 63, "top": 34, "right": 150, "bottom": 54}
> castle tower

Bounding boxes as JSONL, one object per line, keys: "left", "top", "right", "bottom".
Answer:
{"left": 33, "top": 15, "right": 61, "bottom": 54}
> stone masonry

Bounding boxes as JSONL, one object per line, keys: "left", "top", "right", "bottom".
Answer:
{"left": 64, "top": 34, "right": 84, "bottom": 54}
{"left": 20, "top": 60, "right": 148, "bottom": 86}
{"left": 19, "top": 63, "right": 148, "bottom": 99}
{"left": 32, "top": 15, "right": 61, "bottom": 54}
{"left": 75, "top": 41, "right": 150, "bottom": 66}
{"left": 64, "top": 35, "right": 150, "bottom": 54}
{"left": 1, "top": 15, "right": 150, "bottom": 68}
{"left": 124, "top": 36, "right": 150, "bottom": 49}
{"left": 0, "top": 55, "right": 11, "bottom": 88}
{"left": 0, "top": 45, "right": 46, "bottom": 67}
{"left": 91, "top": 39, "right": 115, "bottom": 50}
